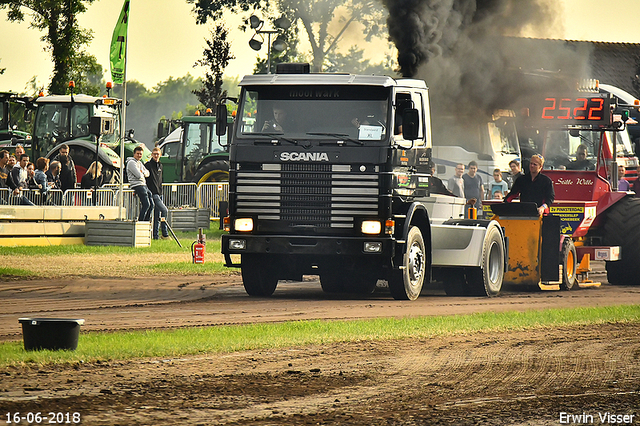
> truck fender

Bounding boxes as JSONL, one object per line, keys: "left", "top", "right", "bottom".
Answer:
{"left": 394, "top": 202, "right": 432, "bottom": 270}
{"left": 438, "top": 219, "right": 508, "bottom": 272}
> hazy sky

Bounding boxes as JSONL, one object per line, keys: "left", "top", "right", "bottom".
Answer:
{"left": 1, "top": 0, "right": 639, "bottom": 93}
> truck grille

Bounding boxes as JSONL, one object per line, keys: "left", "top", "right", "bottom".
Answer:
{"left": 235, "top": 163, "right": 379, "bottom": 229}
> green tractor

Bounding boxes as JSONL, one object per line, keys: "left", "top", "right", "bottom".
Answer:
{"left": 0, "top": 92, "right": 33, "bottom": 149}
{"left": 156, "top": 112, "right": 232, "bottom": 184}
{"left": 31, "top": 93, "right": 151, "bottom": 184}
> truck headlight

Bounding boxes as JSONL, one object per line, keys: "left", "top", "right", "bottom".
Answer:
{"left": 229, "top": 239, "right": 246, "bottom": 250}
{"left": 361, "top": 220, "right": 382, "bottom": 235}
{"left": 234, "top": 218, "right": 253, "bottom": 232}
{"left": 364, "top": 241, "right": 382, "bottom": 253}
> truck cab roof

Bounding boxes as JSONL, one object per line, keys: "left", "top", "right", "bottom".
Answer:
{"left": 239, "top": 73, "right": 427, "bottom": 90}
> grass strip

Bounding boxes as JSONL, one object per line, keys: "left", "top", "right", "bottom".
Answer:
{"left": 1, "top": 304, "right": 638, "bottom": 367}
{"left": 0, "top": 267, "right": 37, "bottom": 279}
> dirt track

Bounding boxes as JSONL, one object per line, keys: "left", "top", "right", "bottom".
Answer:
{"left": 1, "top": 264, "right": 640, "bottom": 424}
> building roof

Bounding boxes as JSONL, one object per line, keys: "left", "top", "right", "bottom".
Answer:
{"left": 506, "top": 38, "right": 640, "bottom": 97}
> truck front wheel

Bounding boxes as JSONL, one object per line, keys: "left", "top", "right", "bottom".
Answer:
{"left": 388, "top": 226, "right": 426, "bottom": 301}
{"left": 241, "top": 254, "right": 278, "bottom": 296}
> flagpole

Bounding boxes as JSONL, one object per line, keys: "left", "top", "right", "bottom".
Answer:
{"left": 119, "top": 51, "right": 127, "bottom": 220}
{"left": 111, "top": 0, "right": 130, "bottom": 221}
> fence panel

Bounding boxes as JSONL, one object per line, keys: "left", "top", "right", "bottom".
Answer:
{"left": 162, "top": 183, "right": 198, "bottom": 208}
{"left": 197, "top": 182, "right": 229, "bottom": 218}
{"left": 62, "top": 189, "right": 116, "bottom": 207}
{"left": 0, "top": 188, "right": 9, "bottom": 205}
{"left": 114, "top": 189, "right": 140, "bottom": 221}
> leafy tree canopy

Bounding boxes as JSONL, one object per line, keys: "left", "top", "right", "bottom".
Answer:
{"left": 0, "top": 0, "right": 100, "bottom": 94}
{"left": 187, "top": 0, "right": 388, "bottom": 72}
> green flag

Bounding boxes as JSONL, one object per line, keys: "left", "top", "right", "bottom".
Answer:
{"left": 110, "top": 0, "right": 130, "bottom": 84}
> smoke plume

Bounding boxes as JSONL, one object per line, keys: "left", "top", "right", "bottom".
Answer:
{"left": 381, "top": 0, "right": 592, "bottom": 115}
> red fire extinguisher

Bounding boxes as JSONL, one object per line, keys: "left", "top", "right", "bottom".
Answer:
{"left": 192, "top": 228, "right": 206, "bottom": 264}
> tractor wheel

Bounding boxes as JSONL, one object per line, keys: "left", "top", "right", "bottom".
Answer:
{"left": 388, "top": 226, "right": 427, "bottom": 300}
{"left": 559, "top": 238, "right": 577, "bottom": 291}
{"left": 241, "top": 254, "right": 278, "bottom": 297}
{"left": 193, "top": 160, "right": 229, "bottom": 185}
{"left": 603, "top": 196, "right": 640, "bottom": 285}
{"left": 465, "top": 224, "right": 505, "bottom": 297}
{"left": 64, "top": 145, "right": 118, "bottom": 184}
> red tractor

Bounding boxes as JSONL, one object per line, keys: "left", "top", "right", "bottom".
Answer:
{"left": 517, "top": 91, "right": 640, "bottom": 286}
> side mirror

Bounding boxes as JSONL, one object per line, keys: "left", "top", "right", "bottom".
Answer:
{"left": 157, "top": 121, "right": 167, "bottom": 139}
{"left": 402, "top": 108, "right": 419, "bottom": 141}
{"left": 216, "top": 104, "right": 227, "bottom": 137}
{"left": 89, "top": 116, "right": 115, "bottom": 136}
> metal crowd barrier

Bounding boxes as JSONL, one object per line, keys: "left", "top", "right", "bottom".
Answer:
{"left": 162, "top": 182, "right": 198, "bottom": 208}
{"left": 114, "top": 189, "right": 140, "bottom": 221}
{"left": 2, "top": 188, "right": 63, "bottom": 206}
{"left": 1, "top": 182, "right": 229, "bottom": 220}
{"left": 61, "top": 189, "right": 115, "bottom": 207}
{"left": 197, "top": 182, "right": 229, "bottom": 218}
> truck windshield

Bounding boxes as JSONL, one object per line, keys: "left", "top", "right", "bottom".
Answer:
{"left": 543, "top": 130, "right": 598, "bottom": 170}
{"left": 236, "top": 85, "right": 390, "bottom": 142}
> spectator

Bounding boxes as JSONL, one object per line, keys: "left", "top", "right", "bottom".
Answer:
{"left": 617, "top": 165, "right": 630, "bottom": 191}
{"left": 633, "top": 166, "right": 640, "bottom": 197}
{"left": 463, "top": 160, "right": 484, "bottom": 213}
{"left": 0, "top": 150, "right": 11, "bottom": 203}
{"left": 506, "top": 159, "right": 523, "bottom": 189}
{"left": 145, "top": 147, "right": 170, "bottom": 240}
{"left": 427, "top": 161, "right": 454, "bottom": 196}
{"left": 126, "top": 145, "right": 154, "bottom": 222}
{"left": 26, "top": 162, "right": 38, "bottom": 190}
{"left": 9, "top": 153, "right": 35, "bottom": 206}
{"left": 34, "top": 157, "right": 51, "bottom": 203}
{"left": 490, "top": 168, "right": 509, "bottom": 199}
{"left": 14, "top": 144, "right": 25, "bottom": 159}
{"left": 447, "top": 163, "right": 465, "bottom": 198}
{"left": 493, "top": 190, "right": 504, "bottom": 200}
{"left": 46, "top": 160, "right": 62, "bottom": 190}
{"left": 53, "top": 144, "right": 77, "bottom": 191}
{"left": 505, "top": 154, "right": 554, "bottom": 216}
{"left": 80, "top": 162, "right": 104, "bottom": 190}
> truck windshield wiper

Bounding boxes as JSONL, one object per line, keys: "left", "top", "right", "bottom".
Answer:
{"left": 307, "top": 132, "right": 364, "bottom": 145}
{"left": 251, "top": 133, "right": 298, "bottom": 145}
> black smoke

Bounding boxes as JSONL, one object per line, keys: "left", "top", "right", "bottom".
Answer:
{"left": 381, "top": 0, "right": 592, "bottom": 115}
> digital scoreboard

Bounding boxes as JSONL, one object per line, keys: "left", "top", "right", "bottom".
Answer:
{"left": 533, "top": 95, "right": 611, "bottom": 127}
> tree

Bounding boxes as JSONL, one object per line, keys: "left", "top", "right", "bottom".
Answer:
{"left": 0, "top": 0, "right": 100, "bottom": 94}
{"left": 187, "top": 0, "right": 387, "bottom": 72}
{"left": 193, "top": 24, "right": 235, "bottom": 109}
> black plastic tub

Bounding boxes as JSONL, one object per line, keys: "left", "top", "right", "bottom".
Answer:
{"left": 18, "top": 318, "right": 85, "bottom": 351}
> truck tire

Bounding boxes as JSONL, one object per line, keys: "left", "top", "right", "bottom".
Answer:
{"left": 320, "top": 269, "right": 345, "bottom": 293}
{"left": 320, "top": 260, "right": 379, "bottom": 294}
{"left": 440, "top": 268, "right": 469, "bottom": 296}
{"left": 465, "top": 224, "right": 505, "bottom": 297}
{"left": 241, "top": 254, "right": 278, "bottom": 296}
{"left": 560, "top": 238, "right": 577, "bottom": 291}
{"left": 193, "top": 160, "right": 229, "bottom": 184}
{"left": 603, "top": 196, "right": 640, "bottom": 285}
{"left": 388, "top": 226, "right": 426, "bottom": 301}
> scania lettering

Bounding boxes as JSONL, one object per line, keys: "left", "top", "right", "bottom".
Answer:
{"left": 221, "top": 64, "right": 509, "bottom": 300}
{"left": 280, "top": 152, "right": 330, "bottom": 162}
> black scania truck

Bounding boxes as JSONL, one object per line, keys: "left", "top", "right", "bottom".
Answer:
{"left": 221, "top": 64, "right": 507, "bottom": 300}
